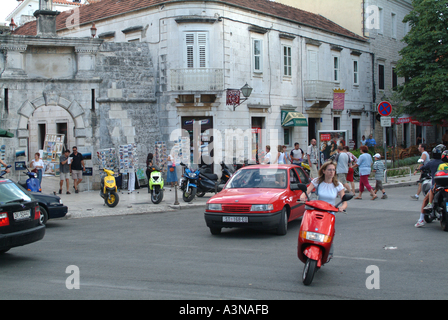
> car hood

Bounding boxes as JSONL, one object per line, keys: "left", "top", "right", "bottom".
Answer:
{"left": 208, "top": 188, "right": 287, "bottom": 204}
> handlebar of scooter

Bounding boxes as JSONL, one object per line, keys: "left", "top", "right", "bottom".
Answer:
{"left": 0, "top": 165, "right": 12, "bottom": 178}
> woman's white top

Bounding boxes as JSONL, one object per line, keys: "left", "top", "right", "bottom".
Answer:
{"left": 311, "top": 178, "right": 344, "bottom": 206}
{"left": 31, "top": 159, "right": 44, "bottom": 170}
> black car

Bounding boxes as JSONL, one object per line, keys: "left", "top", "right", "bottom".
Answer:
{"left": 28, "top": 191, "right": 68, "bottom": 224}
{"left": 0, "top": 178, "right": 46, "bottom": 254}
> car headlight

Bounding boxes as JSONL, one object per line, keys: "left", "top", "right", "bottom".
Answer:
{"left": 250, "top": 204, "right": 274, "bottom": 212}
{"left": 206, "top": 203, "right": 222, "bottom": 211}
{"left": 299, "top": 231, "right": 332, "bottom": 243}
{"left": 188, "top": 172, "right": 197, "bottom": 178}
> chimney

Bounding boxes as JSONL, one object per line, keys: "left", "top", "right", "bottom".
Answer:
{"left": 34, "top": 0, "right": 60, "bottom": 37}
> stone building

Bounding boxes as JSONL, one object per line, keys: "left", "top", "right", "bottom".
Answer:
{"left": 2, "top": 0, "right": 376, "bottom": 189}
{"left": 276, "top": 0, "right": 440, "bottom": 148}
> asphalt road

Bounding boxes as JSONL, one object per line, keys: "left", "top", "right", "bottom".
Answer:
{"left": 1, "top": 186, "right": 446, "bottom": 302}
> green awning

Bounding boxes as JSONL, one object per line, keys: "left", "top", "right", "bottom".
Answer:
{"left": 281, "top": 111, "right": 308, "bottom": 127}
{"left": 0, "top": 129, "right": 14, "bottom": 138}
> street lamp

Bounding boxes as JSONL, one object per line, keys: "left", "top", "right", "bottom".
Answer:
{"left": 90, "top": 22, "right": 97, "bottom": 38}
{"left": 226, "top": 83, "right": 253, "bottom": 111}
{"left": 9, "top": 18, "right": 17, "bottom": 32}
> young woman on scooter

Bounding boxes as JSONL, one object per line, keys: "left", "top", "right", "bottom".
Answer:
{"left": 300, "top": 160, "right": 348, "bottom": 211}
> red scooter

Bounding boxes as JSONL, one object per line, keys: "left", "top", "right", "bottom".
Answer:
{"left": 296, "top": 183, "right": 353, "bottom": 285}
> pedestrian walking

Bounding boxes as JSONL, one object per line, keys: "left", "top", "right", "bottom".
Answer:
{"left": 30, "top": 152, "right": 44, "bottom": 189}
{"left": 59, "top": 149, "right": 71, "bottom": 194}
{"left": 166, "top": 153, "right": 178, "bottom": 190}
{"left": 263, "top": 145, "right": 272, "bottom": 164}
{"left": 69, "top": 146, "right": 85, "bottom": 193}
{"left": 335, "top": 145, "right": 351, "bottom": 193}
{"left": 411, "top": 144, "right": 430, "bottom": 200}
{"left": 344, "top": 146, "right": 357, "bottom": 194}
{"left": 290, "top": 142, "right": 304, "bottom": 165}
{"left": 354, "top": 145, "right": 377, "bottom": 200}
{"left": 306, "top": 139, "right": 319, "bottom": 179}
{"left": 360, "top": 135, "right": 367, "bottom": 146}
{"left": 282, "top": 145, "right": 291, "bottom": 164}
{"left": 365, "top": 134, "right": 376, "bottom": 154}
{"left": 372, "top": 153, "right": 387, "bottom": 199}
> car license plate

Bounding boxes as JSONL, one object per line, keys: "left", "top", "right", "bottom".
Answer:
{"left": 223, "top": 216, "right": 248, "bottom": 223}
{"left": 13, "top": 210, "right": 31, "bottom": 221}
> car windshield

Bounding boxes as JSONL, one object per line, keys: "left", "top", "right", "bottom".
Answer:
{"left": 0, "top": 181, "right": 33, "bottom": 204}
{"left": 226, "top": 168, "right": 287, "bottom": 189}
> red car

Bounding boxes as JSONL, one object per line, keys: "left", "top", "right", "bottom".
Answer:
{"left": 204, "top": 164, "right": 311, "bottom": 235}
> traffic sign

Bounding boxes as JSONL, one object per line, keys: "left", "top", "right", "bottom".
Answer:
{"left": 381, "top": 116, "right": 391, "bottom": 127}
{"left": 378, "top": 101, "right": 392, "bottom": 116}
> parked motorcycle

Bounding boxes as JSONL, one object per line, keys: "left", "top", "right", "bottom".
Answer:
{"left": 100, "top": 168, "right": 119, "bottom": 207}
{"left": 19, "top": 169, "right": 42, "bottom": 192}
{"left": 219, "top": 162, "right": 235, "bottom": 185}
{"left": 424, "top": 170, "right": 448, "bottom": 231}
{"left": 296, "top": 183, "right": 353, "bottom": 285}
{"left": 147, "top": 164, "right": 164, "bottom": 204}
{"left": 179, "top": 162, "right": 219, "bottom": 202}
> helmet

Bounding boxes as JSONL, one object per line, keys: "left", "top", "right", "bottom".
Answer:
{"left": 432, "top": 144, "right": 446, "bottom": 155}
{"left": 442, "top": 150, "right": 448, "bottom": 163}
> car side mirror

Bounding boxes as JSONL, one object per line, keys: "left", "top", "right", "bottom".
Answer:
{"left": 291, "top": 183, "right": 307, "bottom": 192}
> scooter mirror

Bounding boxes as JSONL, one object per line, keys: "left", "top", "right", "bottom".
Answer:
{"left": 341, "top": 194, "right": 354, "bottom": 202}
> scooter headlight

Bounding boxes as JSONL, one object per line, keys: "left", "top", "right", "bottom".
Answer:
{"left": 188, "top": 172, "right": 197, "bottom": 178}
{"left": 300, "top": 231, "right": 332, "bottom": 243}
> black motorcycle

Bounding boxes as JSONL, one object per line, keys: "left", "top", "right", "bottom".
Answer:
{"left": 179, "top": 163, "right": 219, "bottom": 201}
{"left": 424, "top": 170, "right": 448, "bottom": 231}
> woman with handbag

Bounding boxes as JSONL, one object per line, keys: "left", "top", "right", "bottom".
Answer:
{"left": 166, "top": 153, "right": 178, "bottom": 190}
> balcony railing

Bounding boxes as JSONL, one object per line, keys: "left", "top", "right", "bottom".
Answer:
{"left": 170, "top": 68, "right": 224, "bottom": 91}
{"left": 303, "top": 80, "right": 335, "bottom": 101}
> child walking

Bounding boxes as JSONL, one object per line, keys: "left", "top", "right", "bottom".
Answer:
{"left": 372, "top": 153, "right": 387, "bottom": 199}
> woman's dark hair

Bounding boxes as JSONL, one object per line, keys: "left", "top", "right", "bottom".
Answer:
{"left": 360, "top": 145, "right": 368, "bottom": 153}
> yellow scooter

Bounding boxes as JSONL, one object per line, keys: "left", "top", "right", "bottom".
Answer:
{"left": 100, "top": 168, "right": 119, "bottom": 207}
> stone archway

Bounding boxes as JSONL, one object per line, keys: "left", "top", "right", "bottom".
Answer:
{"left": 17, "top": 91, "right": 87, "bottom": 147}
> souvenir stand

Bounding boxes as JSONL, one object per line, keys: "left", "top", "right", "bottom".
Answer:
{"left": 118, "top": 143, "right": 139, "bottom": 191}
{"left": 153, "top": 141, "right": 167, "bottom": 172}
{"left": 42, "top": 134, "right": 65, "bottom": 176}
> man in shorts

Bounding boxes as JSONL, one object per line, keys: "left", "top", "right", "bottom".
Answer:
{"left": 69, "top": 146, "right": 85, "bottom": 193}
{"left": 59, "top": 149, "right": 71, "bottom": 194}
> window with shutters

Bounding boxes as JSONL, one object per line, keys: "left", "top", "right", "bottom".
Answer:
{"left": 307, "top": 49, "right": 318, "bottom": 80}
{"left": 283, "top": 45, "right": 292, "bottom": 76}
{"left": 184, "top": 32, "right": 208, "bottom": 68}
{"left": 253, "top": 39, "right": 263, "bottom": 73}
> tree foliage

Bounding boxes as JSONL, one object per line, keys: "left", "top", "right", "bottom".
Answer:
{"left": 396, "top": 0, "right": 448, "bottom": 123}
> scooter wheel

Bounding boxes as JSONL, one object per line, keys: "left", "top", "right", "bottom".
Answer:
{"left": 302, "top": 258, "right": 318, "bottom": 286}
{"left": 151, "top": 189, "right": 164, "bottom": 204}
{"left": 105, "top": 192, "right": 119, "bottom": 207}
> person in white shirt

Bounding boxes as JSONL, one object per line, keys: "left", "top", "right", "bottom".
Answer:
{"left": 306, "top": 139, "right": 319, "bottom": 178}
{"left": 263, "top": 145, "right": 272, "bottom": 164}
{"left": 300, "top": 160, "right": 348, "bottom": 210}
{"left": 30, "top": 152, "right": 44, "bottom": 188}
{"left": 290, "top": 142, "right": 304, "bottom": 165}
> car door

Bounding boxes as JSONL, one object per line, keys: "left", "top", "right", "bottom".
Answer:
{"left": 288, "top": 167, "right": 303, "bottom": 219}
{"left": 293, "top": 166, "right": 310, "bottom": 217}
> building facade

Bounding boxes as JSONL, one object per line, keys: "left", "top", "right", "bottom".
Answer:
{"left": 2, "top": 0, "right": 374, "bottom": 188}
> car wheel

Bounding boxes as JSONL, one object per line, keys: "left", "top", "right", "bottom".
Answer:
{"left": 39, "top": 205, "right": 48, "bottom": 225}
{"left": 276, "top": 207, "right": 288, "bottom": 235}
